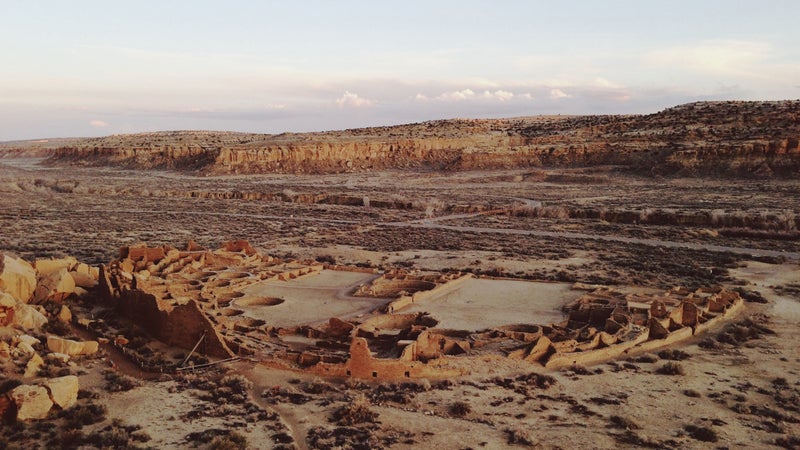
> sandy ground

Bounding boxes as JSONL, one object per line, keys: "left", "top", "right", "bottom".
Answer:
{"left": 238, "top": 270, "right": 389, "bottom": 327}
{"left": 403, "top": 278, "right": 578, "bottom": 330}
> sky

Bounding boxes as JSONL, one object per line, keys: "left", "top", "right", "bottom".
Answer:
{"left": 1, "top": 0, "right": 799, "bottom": 140}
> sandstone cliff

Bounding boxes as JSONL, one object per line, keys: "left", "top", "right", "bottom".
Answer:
{"left": 38, "top": 100, "right": 800, "bottom": 177}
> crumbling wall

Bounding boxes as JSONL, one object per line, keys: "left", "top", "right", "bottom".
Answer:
{"left": 116, "top": 288, "right": 233, "bottom": 358}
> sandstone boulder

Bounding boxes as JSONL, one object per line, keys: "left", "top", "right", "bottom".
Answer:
{"left": 34, "top": 257, "right": 77, "bottom": 277}
{"left": 46, "top": 336, "right": 98, "bottom": 356}
{"left": 13, "top": 303, "right": 48, "bottom": 329}
{"left": 24, "top": 353, "right": 44, "bottom": 378}
{"left": 57, "top": 305, "right": 72, "bottom": 323}
{"left": 0, "top": 291, "right": 16, "bottom": 307}
{"left": 69, "top": 271, "right": 97, "bottom": 288}
{"left": 32, "top": 268, "right": 76, "bottom": 302}
{"left": 0, "top": 254, "right": 37, "bottom": 303}
{"left": 10, "top": 385, "right": 53, "bottom": 420}
{"left": 43, "top": 376, "right": 78, "bottom": 409}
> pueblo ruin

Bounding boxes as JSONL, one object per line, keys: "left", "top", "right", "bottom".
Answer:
{"left": 95, "top": 240, "right": 744, "bottom": 380}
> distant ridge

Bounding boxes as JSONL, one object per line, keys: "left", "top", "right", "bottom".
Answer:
{"left": 4, "top": 100, "right": 799, "bottom": 177}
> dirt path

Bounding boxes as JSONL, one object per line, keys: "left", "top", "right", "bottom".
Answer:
{"left": 233, "top": 361, "right": 310, "bottom": 450}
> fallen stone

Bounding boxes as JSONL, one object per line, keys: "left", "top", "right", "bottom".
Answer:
{"left": 10, "top": 384, "right": 53, "bottom": 420}
{"left": 0, "top": 341, "right": 10, "bottom": 358}
{"left": 13, "top": 303, "right": 48, "bottom": 329}
{"left": 32, "top": 269, "right": 76, "bottom": 302}
{"left": 57, "top": 305, "right": 72, "bottom": 324}
{"left": 0, "top": 291, "right": 16, "bottom": 307}
{"left": 69, "top": 270, "right": 97, "bottom": 288}
{"left": 34, "top": 257, "right": 77, "bottom": 277}
{"left": 43, "top": 376, "right": 78, "bottom": 409}
{"left": 17, "top": 334, "right": 40, "bottom": 348}
{"left": 24, "top": 353, "right": 44, "bottom": 378}
{"left": 0, "top": 254, "right": 37, "bottom": 303}
{"left": 46, "top": 336, "right": 98, "bottom": 356}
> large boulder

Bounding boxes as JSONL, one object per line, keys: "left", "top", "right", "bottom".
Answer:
{"left": 46, "top": 336, "right": 98, "bottom": 356}
{"left": 9, "top": 385, "right": 53, "bottom": 420}
{"left": 0, "top": 254, "right": 37, "bottom": 303}
{"left": 43, "top": 376, "right": 78, "bottom": 409}
{"left": 34, "top": 257, "right": 78, "bottom": 277}
{"left": 32, "top": 269, "right": 76, "bottom": 303}
{"left": 13, "top": 303, "right": 48, "bottom": 330}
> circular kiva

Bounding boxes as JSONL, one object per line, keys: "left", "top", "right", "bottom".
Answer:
{"left": 216, "top": 271, "right": 251, "bottom": 280}
{"left": 235, "top": 296, "right": 285, "bottom": 307}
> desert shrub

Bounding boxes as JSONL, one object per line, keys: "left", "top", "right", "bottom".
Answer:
{"left": 504, "top": 426, "right": 535, "bottom": 446}
{"left": 656, "top": 362, "right": 685, "bottom": 376}
{"left": 61, "top": 403, "right": 107, "bottom": 429}
{"left": 53, "top": 428, "right": 84, "bottom": 449}
{"left": 609, "top": 415, "right": 641, "bottom": 430}
{"left": 209, "top": 431, "right": 248, "bottom": 450}
{"left": 683, "top": 389, "right": 702, "bottom": 398}
{"left": 634, "top": 354, "right": 659, "bottom": 363}
{"left": 0, "top": 378, "right": 22, "bottom": 395}
{"left": 775, "top": 435, "right": 800, "bottom": 449}
{"left": 331, "top": 395, "right": 378, "bottom": 426}
{"left": 657, "top": 349, "right": 690, "bottom": 361}
{"left": 449, "top": 401, "right": 472, "bottom": 417}
{"left": 103, "top": 369, "right": 139, "bottom": 392}
{"left": 219, "top": 374, "right": 252, "bottom": 396}
{"left": 300, "top": 378, "right": 332, "bottom": 395}
{"left": 684, "top": 424, "right": 718, "bottom": 442}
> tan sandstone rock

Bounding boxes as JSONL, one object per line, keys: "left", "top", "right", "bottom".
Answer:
{"left": 0, "top": 254, "right": 37, "bottom": 303}
{"left": 69, "top": 271, "right": 97, "bottom": 288}
{"left": 57, "top": 305, "right": 72, "bottom": 323}
{"left": 33, "top": 268, "right": 76, "bottom": 302}
{"left": 34, "top": 257, "right": 77, "bottom": 277}
{"left": 13, "top": 303, "right": 48, "bottom": 329}
{"left": 43, "top": 376, "right": 78, "bottom": 409}
{"left": 46, "top": 336, "right": 98, "bottom": 356}
{"left": 10, "top": 385, "right": 53, "bottom": 420}
{"left": 24, "top": 353, "right": 44, "bottom": 378}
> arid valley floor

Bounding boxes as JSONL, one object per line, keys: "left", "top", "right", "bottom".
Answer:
{"left": 0, "top": 101, "right": 798, "bottom": 449}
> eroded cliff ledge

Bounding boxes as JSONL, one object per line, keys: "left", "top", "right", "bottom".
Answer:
{"left": 42, "top": 100, "right": 800, "bottom": 177}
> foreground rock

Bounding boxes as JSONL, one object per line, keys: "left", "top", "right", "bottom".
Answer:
{"left": 46, "top": 336, "right": 99, "bottom": 356}
{"left": 0, "top": 253, "right": 37, "bottom": 303}
{"left": 9, "top": 385, "right": 53, "bottom": 420}
{"left": 43, "top": 375, "right": 79, "bottom": 409}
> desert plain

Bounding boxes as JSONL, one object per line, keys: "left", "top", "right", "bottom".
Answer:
{"left": 0, "top": 100, "right": 798, "bottom": 449}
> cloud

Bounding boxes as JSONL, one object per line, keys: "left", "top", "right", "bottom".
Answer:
{"left": 335, "top": 91, "right": 374, "bottom": 108}
{"left": 436, "top": 88, "right": 476, "bottom": 101}
{"left": 89, "top": 119, "right": 108, "bottom": 127}
{"left": 482, "top": 90, "right": 514, "bottom": 101}
{"left": 549, "top": 88, "right": 571, "bottom": 100}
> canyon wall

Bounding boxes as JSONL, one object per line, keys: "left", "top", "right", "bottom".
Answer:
{"left": 42, "top": 100, "right": 800, "bottom": 177}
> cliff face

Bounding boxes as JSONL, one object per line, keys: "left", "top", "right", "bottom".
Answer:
{"left": 43, "top": 100, "right": 800, "bottom": 177}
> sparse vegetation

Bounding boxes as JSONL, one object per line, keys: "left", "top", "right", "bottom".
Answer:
{"left": 656, "top": 362, "right": 686, "bottom": 376}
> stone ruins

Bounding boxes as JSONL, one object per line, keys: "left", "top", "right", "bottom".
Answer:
{"left": 94, "top": 241, "right": 744, "bottom": 379}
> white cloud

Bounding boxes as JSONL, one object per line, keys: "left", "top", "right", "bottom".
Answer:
{"left": 549, "top": 88, "right": 571, "bottom": 100}
{"left": 414, "top": 93, "right": 429, "bottom": 102}
{"left": 89, "top": 119, "right": 108, "bottom": 127}
{"left": 436, "top": 88, "right": 475, "bottom": 101}
{"left": 482, "top": 90, "right": 514, "bottom": 101}
{"left": 521, "top": 92, "right": 534, "bottom": 100}
{"left": 335, "top": 91, "right": 374, "bottom": 108}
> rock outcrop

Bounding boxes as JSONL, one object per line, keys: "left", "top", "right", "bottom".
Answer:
{"left": 44, "top": 100, "right": 800, "bottom": 178}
